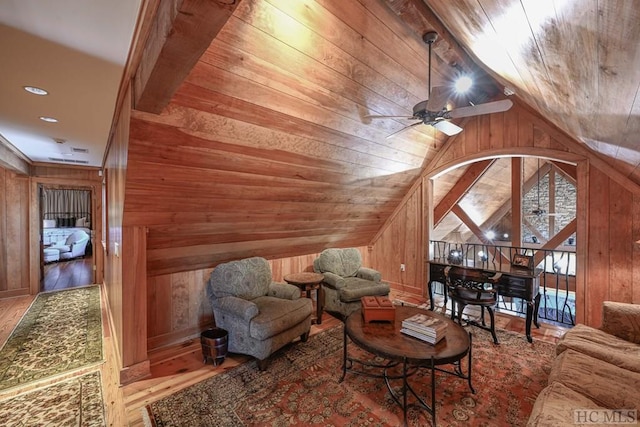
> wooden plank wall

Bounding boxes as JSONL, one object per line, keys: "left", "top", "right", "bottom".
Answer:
{"left": 370, "top": 101, "right": 640, "bottom": 327}
{"left": 0, "top": 166, "right": 29, "bottom": 298}
{"left": 123, "top": 0, "right": 452, "bottom": 279}
{"left": 146, "top": 247, "right": 370, "bottom": 350}
{"left": 370, "top": 188, "right": 424, "bottom": 296}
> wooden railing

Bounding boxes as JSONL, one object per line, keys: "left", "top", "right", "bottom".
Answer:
{"left": 430, "top": 240, "right": 576, "bottom": 326}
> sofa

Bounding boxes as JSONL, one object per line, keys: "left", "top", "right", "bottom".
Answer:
{"left": 205, "top": 257, "right": 312, "bottom": 370}
{"left": 528, "top": 301, "right": 640, "bottom": 426}
{"left": 313, "top": 248, "right": 390, "bottom": 319}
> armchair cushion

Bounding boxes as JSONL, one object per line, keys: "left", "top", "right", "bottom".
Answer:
{"left": 340, "top": 277, "right": 390, "bottom": 302}
{"left": 319, "top": 271, "right": 346, "bottom": 290}
{"left": 250, "top": 296, "right": 312, "bottom": 340}
{"left": 267, "top": 282, "right": 300, "bottom": 300}
{"left": 211, "top": 295, "right": 259, "bottom": 321}
{"left": 356, "top": 267, "right": 381, "bottom": 282}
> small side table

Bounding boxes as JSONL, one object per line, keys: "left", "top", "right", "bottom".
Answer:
{"left": 283, "top": 272, "right": 324, "bottom": 324}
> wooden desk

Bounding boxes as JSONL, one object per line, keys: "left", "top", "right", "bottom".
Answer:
{"left": 428, "top": 259, "right": 542, "bottom": 343}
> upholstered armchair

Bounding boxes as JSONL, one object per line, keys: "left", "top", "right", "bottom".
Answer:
{"left": 206, "top": 257, "right": 312, "bottom": 370}
{"left": 313, "top": 248, "right": 390, "bottom": 319}
{"left": 50, "top": 230, "right": 90, "bottom": 260}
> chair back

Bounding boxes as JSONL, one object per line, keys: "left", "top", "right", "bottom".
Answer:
{"left": 445, "top": 266, "right": 501, "bottom": 306}
{"left": 208, "top": 257, "right": 272, "bottom": 300}
{"left": 313, "top": 248, "right": 361, "bottom": 277}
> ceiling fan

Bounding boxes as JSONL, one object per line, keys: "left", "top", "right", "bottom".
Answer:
{"left": 365, "top": 31, "right": 513, "bottom": 138}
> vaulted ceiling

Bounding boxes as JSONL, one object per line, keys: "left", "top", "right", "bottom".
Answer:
{"left": 2, "top": 0, "right": 639, "bottom": 272}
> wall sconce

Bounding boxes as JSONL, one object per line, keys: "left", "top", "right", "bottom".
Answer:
{"left": 477, "top": 250, "right": 488, "bottom": 262}
{"left": 532, "top": 236, "right": 538, "bottom": 244}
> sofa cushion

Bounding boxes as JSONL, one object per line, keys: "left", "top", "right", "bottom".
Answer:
{"left": 316, "top": 248, "right": 361, "bottom": 277}
{"left": 601, "top": 301, "right": 640, "bottom": 344}
{"left": 249, "top": 296, "right": 312, "bottom": 340}
{"left": 527, "top": 382, "right": 604, "bottom": 427}
{"left": 339, "top": 277, "right": 390, "bottom": 302}
{"left": 208, "top": 257, "right": 272, "bottom": 300}
{"left": 549, "top": 349, "right": 640, "bottom": 410}
{"left": 556, "top": 324, "right": 640, "bottom": 373}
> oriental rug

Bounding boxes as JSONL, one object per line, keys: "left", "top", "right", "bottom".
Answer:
{"left": 144, "top": 324, "right": 555, "bottom": 426}
{"left": 0, "top": 285, "right": 103, "bottom": 392}
{"left": 0, "top": 371, "right": 105, "bottom": 426}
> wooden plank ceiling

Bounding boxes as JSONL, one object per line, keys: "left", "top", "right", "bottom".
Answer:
{"left": 123, "top": 0, "right": 638, "bottom": 275}
{"left": 126, "top": 0, "right": 501, "bottom": 275}
{"left": 401, "top": 0, "right": 640, "bottom": 180}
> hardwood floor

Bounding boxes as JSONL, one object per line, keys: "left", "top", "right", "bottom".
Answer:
{"left": 0, "top": 288, "right": 568, "bottom": 426}
{"left": 43, "top": 256, "right": 94, "bottom": 291}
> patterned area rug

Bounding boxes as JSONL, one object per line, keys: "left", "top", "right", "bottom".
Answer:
{"left": 145, "top": 323, "right": 555, "bottom": 426}
{"left": 0, "top": 371, "right": 105, "bottom": 426}
{"left": 0, "top": 286, "right": 103, "bottom": 392}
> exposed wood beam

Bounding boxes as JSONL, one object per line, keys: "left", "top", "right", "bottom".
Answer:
{"left": 552, "top": 161, "right": 577, "bottom": 185}
{"left": 480, "top": 161, "right": 552, "bottom": 231}
{"left": 522, "top": 217, "right": 547, "bottom": 244}
{"left": 511, "top": 157, "right": 522, "bottom": 245}
{"left": 381, "top": 0, "right": 483, "bottom": 74}
{"left": 533, "top": 218, "right": 577, "bottom": 266}
{"left": 134, "top": 0, "right": 241, "bottom": 114}
{"left": 451, "top": 204, "right": 510, "bottom": 265}
{"left": 433, "top": 159, "right": 495, "bottom": 226}
{"left": 0, "top": 136, "right": 30, "bottom": 175}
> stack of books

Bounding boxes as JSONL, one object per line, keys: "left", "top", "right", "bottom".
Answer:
{"left": 401, "top": 313, "right": 447, "bottom": 344}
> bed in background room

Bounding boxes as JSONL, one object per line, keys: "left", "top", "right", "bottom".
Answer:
{"left": 42, "top": 213, "right": 92, "bottom": 257}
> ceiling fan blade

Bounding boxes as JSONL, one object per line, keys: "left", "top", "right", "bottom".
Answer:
{"left": 448, "top": 99, "right": 513, "bottom": 119}
{"left": 432, "top": 120, "right": 463, "bottom": 136}
{"left": 365, "top": 114, "right": 416, "bottom": 119}
{"left": 427, "top": 86, "right": 449, "bottom": 111}
{"left": 385, "top": 121, "right": 422, "bottom": 139}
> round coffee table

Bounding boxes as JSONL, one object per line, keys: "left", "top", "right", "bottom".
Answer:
{"left": 343, "top": 306, "right": 473, "bottom": 426}
{"left": 283, "top": 272, "right": 324, "bottom": 324}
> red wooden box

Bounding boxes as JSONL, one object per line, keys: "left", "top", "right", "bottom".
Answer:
{"left": 361, "top": 296, "right": 396, "bottom": 323}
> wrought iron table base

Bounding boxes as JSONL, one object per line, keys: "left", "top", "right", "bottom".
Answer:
{"left": 340, "top": 327, "right": 474, "bottom": 427}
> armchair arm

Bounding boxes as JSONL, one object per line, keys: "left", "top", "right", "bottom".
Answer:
{"left": 211, "top": 296, "right": 259, "bottom": 321}
{"left": 268, "top": 282, "right": 300, "bottom": 300}
{"left": 356, "top": 267, "right": 381, "bottom": 283}
{"left": 601, "top": 301, "right": 640, "bottom": 344}
{"left": 321, "top": 272, "right": 345, "bottom": 290}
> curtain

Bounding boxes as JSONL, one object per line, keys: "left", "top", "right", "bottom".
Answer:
{"left": 42, "top": 188, "right": 91, "bottom": 226}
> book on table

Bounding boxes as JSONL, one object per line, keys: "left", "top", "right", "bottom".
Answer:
{"left": 401, "top": 313, "right": 447, "bottom": 344}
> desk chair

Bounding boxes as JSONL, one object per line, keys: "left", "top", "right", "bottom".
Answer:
{"left": 445, "top": 266, "right": 502, "bottom": 344}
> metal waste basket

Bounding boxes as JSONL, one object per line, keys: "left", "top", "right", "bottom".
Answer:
{"left": 200, "top": 328, "right": 228, "bottom": 366}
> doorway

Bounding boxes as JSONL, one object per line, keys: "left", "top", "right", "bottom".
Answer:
{"left": 39, "top": 185, "right": 94, "bottom": 291}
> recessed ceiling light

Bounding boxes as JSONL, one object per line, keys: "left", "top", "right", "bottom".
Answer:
{"left": 39, "top": 116, "right": 58, "bottom": 123}
{"left": 24, "top": 86, "right": 48, "bottom": 96}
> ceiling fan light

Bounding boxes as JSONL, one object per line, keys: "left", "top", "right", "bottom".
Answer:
{"left": 454, "top": 75, "right": 473, "bottom": 93}
{"left": 433, "top": 120, "right": 463, "bottom": 136}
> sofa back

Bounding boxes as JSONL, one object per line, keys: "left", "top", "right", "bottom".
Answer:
{"left": 314, "top": 248, "right": 361, "bottom": 277}
{"left": 208, "top": 257, "right": 272, "bottom": 300}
